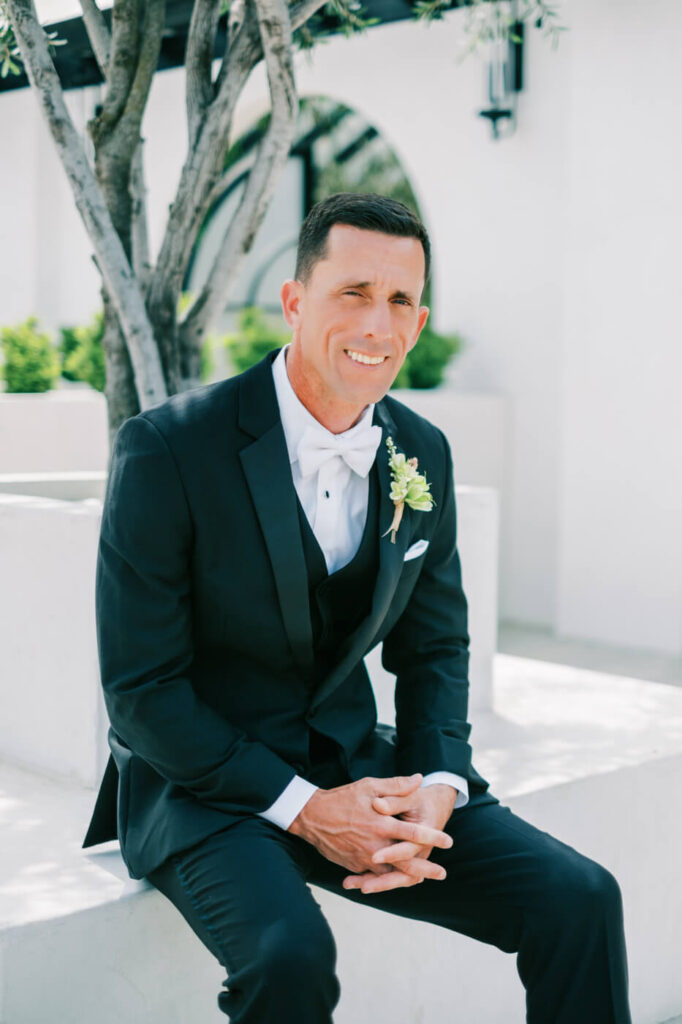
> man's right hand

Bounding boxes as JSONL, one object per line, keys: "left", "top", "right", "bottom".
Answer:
{"left": 288, "top": 773, "right": 452, "bottom": 884}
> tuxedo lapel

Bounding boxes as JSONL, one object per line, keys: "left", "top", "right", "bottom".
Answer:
{"left": 237, "top": 348, "right": 412, "bottom": 706}
{"left": 309, "top": 398, "right": 411, "bottom": 713}
{"left": 237, "top": 351, "right": 315, "bottom": 676}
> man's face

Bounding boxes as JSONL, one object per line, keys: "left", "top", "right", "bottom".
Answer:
{"left": 281, "top": 224, "right": 430, "bottom": 412}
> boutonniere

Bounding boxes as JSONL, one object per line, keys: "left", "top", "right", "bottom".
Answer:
{"left": 381, "top": 436, "right": 436, "bottom": 543}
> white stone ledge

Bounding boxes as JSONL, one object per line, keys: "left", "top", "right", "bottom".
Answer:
{"left": 1, "top": 665, "right": 682, "bottom": 1024}
{"left": 0, "top": 471, "right": 106, "bottom": 501}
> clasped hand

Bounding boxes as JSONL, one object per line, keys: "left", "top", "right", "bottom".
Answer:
{"left": 288, "top": 773, "right": 456, "bottom": 895}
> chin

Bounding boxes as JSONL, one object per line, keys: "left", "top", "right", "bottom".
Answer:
{"left": 338, "top": 375, "right": 384, "bottom": 401}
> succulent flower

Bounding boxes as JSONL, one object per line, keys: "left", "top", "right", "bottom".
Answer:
{"left": 382, "top": 436, "right": 435, "bottom": 543}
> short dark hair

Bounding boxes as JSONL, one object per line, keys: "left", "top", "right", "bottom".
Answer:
{"left": 294, "top": 192, "right": 431, "bottom": 288}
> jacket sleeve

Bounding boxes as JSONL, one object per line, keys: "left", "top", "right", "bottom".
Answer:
{"left": 380, "top": 427, "right": 474, "bottom": 780}
{"left": 96, "top": 413, "right": 296, "bottom": 815}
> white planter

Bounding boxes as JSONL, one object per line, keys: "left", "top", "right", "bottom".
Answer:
{"left": 0, "top": 389, "right": 108, "bottom": 473}
{"left": 389, "top": 384, "right": 509, "bottom": 494}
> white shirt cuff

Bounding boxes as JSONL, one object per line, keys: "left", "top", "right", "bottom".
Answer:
{"left": 421, "top": 771, "right": 469, "bottom": 809}
{"left": 258, "top": 774, "right": 319, "bottom": 831}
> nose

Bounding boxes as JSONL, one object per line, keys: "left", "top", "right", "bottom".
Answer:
{"left": 362, "top": 300, "right": 393, "bottom": 342}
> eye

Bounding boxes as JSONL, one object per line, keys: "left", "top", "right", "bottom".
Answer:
{"left": 393, "top": 298, "right": 411, "bottom": 306}
{"left": 343, "top": 290, "right": 362, "bottom": 297}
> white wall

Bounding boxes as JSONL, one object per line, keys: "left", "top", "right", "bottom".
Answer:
{"left": 0, "top": 86, "right": 102, "bottom": 331}
{"left": 556, "top": 0, "right": 682, "bottom": 654}
{"left": 1, "top": 0, "right": 679, "bottom": 654}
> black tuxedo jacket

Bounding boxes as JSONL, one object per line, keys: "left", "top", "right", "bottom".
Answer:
{"left": 83, "top": 347, "right": 495, "bottom": 879}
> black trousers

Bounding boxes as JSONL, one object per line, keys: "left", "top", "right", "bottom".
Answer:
{"left": 146, "top": 800, "right": 632, "bottom": 1024}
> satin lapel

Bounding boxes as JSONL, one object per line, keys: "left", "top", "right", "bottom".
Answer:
{"left": 309, "top": 398, "right": 411, "bottom": 713}
{"left": 237, "top": 350, "right": 315, "bottom": 675}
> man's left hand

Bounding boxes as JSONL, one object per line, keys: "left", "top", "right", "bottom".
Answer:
{"left": 342, "top": 783, "right": 457, "bottom": 894}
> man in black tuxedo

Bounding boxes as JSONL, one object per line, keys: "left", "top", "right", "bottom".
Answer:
{"left": 83, "top": 192, "right": 631, "bottom": 1023}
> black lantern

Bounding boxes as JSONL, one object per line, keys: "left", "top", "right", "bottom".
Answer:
{"left": 478, "top": 13, "right": 525, "bottom": 140}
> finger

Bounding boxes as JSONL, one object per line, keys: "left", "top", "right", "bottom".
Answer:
{"left": 372, "top": 840, "right": 422, "bottom": 863}
{"left": 370, "top": 773, "right": 423, "bottom": 796}
{"left": 372, "top": 794, "right": 415, "bottom": 815}
{"left": 396, "top": 857, "right": 446, "bottom": 882}
{"left": 342, "top": 871, "right": 375, "bottom": 890}
{"left": 359, "top": 870, "right": 422, "bottom": 894}
{"left": 342, "top": 862, "right": 393, "bottom": 889}
{"left": 382, "top": 818, "right": 453, "bottom": 850}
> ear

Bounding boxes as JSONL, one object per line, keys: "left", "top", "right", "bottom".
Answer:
{"left": 280, "top": 279, "right": 304, "bottom": 330}
{"left": 407, "top": 305, "right": 430, "bottom": 354}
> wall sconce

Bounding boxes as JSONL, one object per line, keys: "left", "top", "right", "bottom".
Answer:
{"left": 478, "top": 13, "right": 525, "bottom": 140}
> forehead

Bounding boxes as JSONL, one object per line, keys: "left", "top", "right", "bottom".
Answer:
{"left": 316, "top": 224, "right": 425, "bottom": 287}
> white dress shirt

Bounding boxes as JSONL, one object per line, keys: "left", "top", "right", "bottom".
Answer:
{"left": 258, "top": 344, "right": 469, "bottom": 830}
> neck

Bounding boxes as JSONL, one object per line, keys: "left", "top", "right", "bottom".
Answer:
{"left": 284, "top": 345, "right": 369, "bottom": 434}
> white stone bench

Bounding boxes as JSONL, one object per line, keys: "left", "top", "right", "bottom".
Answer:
{"left": 2, "top": 663, "right": 682, "bottom": 1023}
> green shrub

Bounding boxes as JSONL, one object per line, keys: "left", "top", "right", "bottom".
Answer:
{"left": 59, "top": 325, "right": 81, "bottom": 381}
{"left": 200, "top": 334, "right": 216, "bottom": 383}
{"left": 0, "top": 316, "right": 60, "bottom": 393}
{"left": 390, "top": 326, "right": 462, "bottom": 390}
{"left": 224, "top": 306, "right": 290, "bottom": 374}
{"left": 60, "top": 310, "right": 106, "bottom": 392}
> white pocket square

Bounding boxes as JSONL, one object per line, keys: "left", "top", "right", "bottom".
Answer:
{"left": 404, "top": 539, "right": 429, "bottom": 561}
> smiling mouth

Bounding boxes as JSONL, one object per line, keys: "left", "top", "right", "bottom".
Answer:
{"left": 344, "top": 349, "right": 388, "bottom": 366}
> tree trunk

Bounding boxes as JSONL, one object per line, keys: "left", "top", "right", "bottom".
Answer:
{"left": 101, "top": 287, "right": 140, "bottom": 449}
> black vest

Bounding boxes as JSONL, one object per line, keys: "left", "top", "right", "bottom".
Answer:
{"left": 295, "top": 462, "right": 381, "bottom": 783}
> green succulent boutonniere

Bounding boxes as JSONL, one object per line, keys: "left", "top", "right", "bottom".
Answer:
{"left": 381, "top": 436, "right": 436, "bottom": 543}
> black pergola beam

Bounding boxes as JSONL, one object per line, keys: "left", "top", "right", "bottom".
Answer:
{"left": 1, "top": 0, "right": 465, "bottom": 94}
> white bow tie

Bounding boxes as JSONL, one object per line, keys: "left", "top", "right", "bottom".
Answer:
{"left": 297, "top": 422, "right": 383, "bottom": 479}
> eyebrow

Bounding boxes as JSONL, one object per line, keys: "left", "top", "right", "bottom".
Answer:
{"left": 337, "top": 280, "right": 416, "bottom": 302}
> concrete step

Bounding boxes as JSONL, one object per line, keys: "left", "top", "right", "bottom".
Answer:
{"left": 2, "top": 659, "right": 681, "bottom": 1023}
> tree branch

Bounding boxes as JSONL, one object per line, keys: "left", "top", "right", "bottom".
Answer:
{"left": 78, "top": 0, "right": 153, "bottom": 296}
{"left": 130, "top": 141, "right": 152, "bottom": 292}
{"left": 185, "top": 0, "right": 223, "bottom": 150}
{"left": 95, "top": 0, "right": 164, "bottom": 168}
{"left": 227, "top": 0, "right": 246, "bottom": 48}
{"left": 147, "top": 0, "right": 326, "bottom": 340}
{"left": 5, "top": 0, "right": 167, "bottom": 407}
{"left": 179, "top": 0, "right": 298, "bottom": 357}
{"left": 289, "top": 0, "right": 331, "bottom": 32}
{"left": 94, "top": 0, "right": 139, "bottom": 138}
{"left": 145, "top": 3, "right": 260, "bottom": 324}
{"left": 122, "top": 0, "right": 164, "bottom": 137}
{"left": 116, "top": 0, "right": 162, "bottom": 293}
{"left": 78, "top": 0, "right": 110, "bottom": 74}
